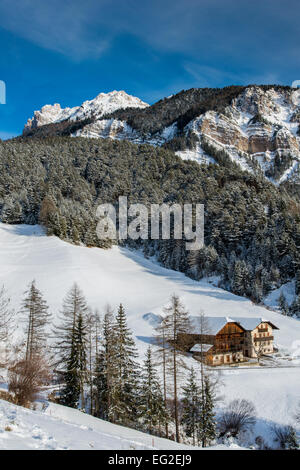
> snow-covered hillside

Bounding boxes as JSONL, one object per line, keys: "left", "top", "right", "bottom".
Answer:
{"left": 0, "top": 399, "right": 199, "bottom": 450}
{"left": 0, "top": 223, "right": 299, "bottom": 353}
{"left": 0, "top": 223, "right": 300, "bottom": 445}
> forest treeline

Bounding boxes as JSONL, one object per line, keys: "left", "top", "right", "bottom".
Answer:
{"left": 1, "top": 136, "right": 300, "bottom": 308}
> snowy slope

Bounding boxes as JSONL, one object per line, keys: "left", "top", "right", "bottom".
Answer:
{"left": 0, "top": 223, "right": 299, "bottom": 353}
{"left": 0, "top": 399, "right": 197, "bottom": 450}
{"left": 0, "top": 223, "right": 300, "bottom": 440}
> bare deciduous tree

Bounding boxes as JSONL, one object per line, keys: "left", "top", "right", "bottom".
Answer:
{"left": 254, "top": 341, "right": 265, "bottom": 364}
{"left": 22, "top": 281, "right": 51, "bottom": 361}
{"left": 163, "top": 294, "right": 191, "bottom": 443}
{"left": 155, "top": 315, "right": 171, "bottom": 439}
{"left": 0, "top": 285, "right": 14, "bottom": 364}
{"left": 218, "top": 399, "right": 256, "bottom": 437}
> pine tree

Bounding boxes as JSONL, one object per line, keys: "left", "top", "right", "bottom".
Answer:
{"left": 54, "top": 283, "right": 88, "bottom": 408}
{"left": 295, "top": 270, "right": 300, "bottom": 296}
{"left": 22, "top": 281, "right": 51, "bottom": 361}
{"left": 61, "top": 311, "right": 87, "bottom": 409}
{"left": 290, "top": 294, "right": 300, "bottom": 318}
{"left": 110, "top": 304, "right": 140, "bottom": 426}
{"left": 181, "top": 367, "right": 199, "bottom": 445}
{"left": 286, "top": 426, "right": 299, "bottom": 450}
{"left": 86, "top": 310, "right": 100, "bottom": 415}
{"left": 139, "top": 347, "right": 168, "bottom": 435}
{"left": 54, "top": 283, "right": 88, "bottom": 366}
{"left": 278, "top": 291, "right": 288, "bottom": 315}
{"left": 197, "top": 374, "right": 216, "bottom": 447}
{"left": 94, "top": 305, "right": 115, "bottom": 420}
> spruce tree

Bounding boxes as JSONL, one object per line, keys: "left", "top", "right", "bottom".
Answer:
{"left": 290, "top": 294, "right": 300, "bottom": 318}
{"left": 181, "top": 367, "right": 199, "bottom": 445}
{"left": 54, "top": 283, "right": 88, "bottom": 408}
{"left": 94, "top": 305, "right": 116, "bottom": 419}
{"left": 54, "top": 283, "right": 88, "bottom": 366}
{"left": 139, "top": 347, "right": 168, "bottom": 435}
{"left": 110, "top": 304, "right": 140, "bottom": 426}
{"left": 278, "top": 291, "right": 288, "bottom": 315}
{"left": 286, "top": 426, "right": 299, "bottom": 450}
{"left": 197, "top": 374, "right": 216, "bottom": 447}
{"left": 295, "top": 270, "right": 300, "bottom": 296}
{"left": 61, "top": 311, "right": 87, "bottom": 409}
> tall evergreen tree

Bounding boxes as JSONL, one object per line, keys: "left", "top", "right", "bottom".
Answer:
{"left": 61, "top": 312, "right": 87, "bottom": 409}
{"left": 94, "top": 305, "right": 116, "bottom": 419}
{"left": 54, "top": 283, "right": 88, "bottom": 366}
{"left": 110, "top": 304, "right": 140, "bottom": 426}
{"left": 197, "top": 375, "right": 216, "bottom": 447}
{"left": 139, "top": 347, "right": 168, "bottom": 435}
{"left": 181, "top": 367, "right": 199, "bottom": 446}
{"left": 278, "top": 291, "right": 288, "bottom": 316}
{"left": 54, "top": 283, "right": 88, "bottom": 408}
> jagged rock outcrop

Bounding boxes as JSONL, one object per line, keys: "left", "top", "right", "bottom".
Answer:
{"left": 24, "top": 90, "right": 149, "bottom": 131}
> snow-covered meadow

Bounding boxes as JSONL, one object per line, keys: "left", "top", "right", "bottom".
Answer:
{"left": 0, "top": 222, "right": 299, "bottom": 448}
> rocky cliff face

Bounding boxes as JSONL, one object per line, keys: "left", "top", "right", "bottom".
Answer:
{"left": 178, "top": 87, "right": 300, "bottom": 183}
{"left": 24, "top": 86, "right": 300, "bottom": 184}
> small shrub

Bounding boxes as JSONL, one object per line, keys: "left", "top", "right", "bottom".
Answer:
{"left": 272, "top": 425, "right": 299, "bottom": 450}
{"left": 8, "top": 356, "right": 51, "bottom": 407}
{"left": 0, "top": 389, "right": 17, "bottom": 405}
{"left": 218, "top": 399, "right": 256, "bottom": 438}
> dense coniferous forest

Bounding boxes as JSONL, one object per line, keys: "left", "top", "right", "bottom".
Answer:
{"left": 0, "top": 136, "right": 300, "bottom": 307}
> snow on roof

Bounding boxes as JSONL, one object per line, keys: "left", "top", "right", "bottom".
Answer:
{"left": 232, "top": 317, "right": 279, "bottom": 331}
{"left": 190, "top": 316, "right": 278, "bottom": 335}
{"left": 190, "top": 316, "right": 236, "bottom": 335}
{"left": 190, "top": 343, "right": 213, "bottom": 353}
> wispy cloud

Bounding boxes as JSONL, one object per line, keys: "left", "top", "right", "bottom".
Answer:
{"left": 183, "top": 62, "right": 281, "bottom": 88}
{"left": 0, "top": 0, "right": 112, "bottom": 60}
{"left": 0, "top": 0, "right": 299, "bottom": 88}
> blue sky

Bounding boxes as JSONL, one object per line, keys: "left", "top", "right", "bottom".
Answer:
{"left": 0, "top": 0, "right": 299, "bottom": 138}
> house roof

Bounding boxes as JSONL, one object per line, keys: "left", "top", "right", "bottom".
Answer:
{"left": 189, "top": 316, "right": 279, "bottom": 335}
{"left": 190, "top": 343, "right": 213, "bottom": 353}
{"left": 232, "top": 317, "right": 279, "bottom": 331}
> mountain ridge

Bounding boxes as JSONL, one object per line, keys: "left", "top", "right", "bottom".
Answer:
{"left": 22, "top": 85, "right": 300, "bottom": 186}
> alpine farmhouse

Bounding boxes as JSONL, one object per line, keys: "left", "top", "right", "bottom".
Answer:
{"left": 178, "top": 317, "right": 279, "bottom": 366}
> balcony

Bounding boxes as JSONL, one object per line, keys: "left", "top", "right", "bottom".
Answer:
{"left": 254, "top": 336, "right": 274, "bottom": 342}
{"left": 257, "top": 328, "right": 268, "bottom": 333}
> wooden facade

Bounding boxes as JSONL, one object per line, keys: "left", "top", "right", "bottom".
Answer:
{"left": 178, "top": 318, "right": 279, "bottom": 366}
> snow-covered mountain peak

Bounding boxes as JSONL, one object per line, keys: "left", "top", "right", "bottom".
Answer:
{"left": 24, "top": 90, "right": 149, "bottom": 130}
